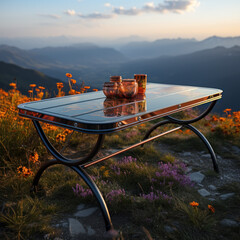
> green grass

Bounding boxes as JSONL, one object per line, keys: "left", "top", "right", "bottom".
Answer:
{"left": 1, "top": 100, "right": 240, "bottom": 239}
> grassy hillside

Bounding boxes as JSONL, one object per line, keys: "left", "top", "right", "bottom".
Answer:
{"left": 0, "top": 88, "right": 239, "bottom": 239}
{"left": 0, "top": 61, "right": 60, "bottom": 94}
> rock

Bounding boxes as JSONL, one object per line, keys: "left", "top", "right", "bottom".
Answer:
{"left": 208, "top": 198, "right": 216, "bottom": 201}
{"left": 62, "top": 222, "right": 68, "bottom": 228}
{"left": 77, "top": 203, "right": 85, "bottom": 210}
{"left": 198, "top": 189, "right": 211, "bottom": 197}
{"left": 164, "top": 225, "right": 174, "bottom": 233}
{"left": 68, "top": 218, "right": 86, "bottom": 236}
{"left": 232, "top": 146, "right": 240, "bottom": 154}
{"left": 44, "top": 234, "right": 51, "bottom": 240}
{"left": 219, "top": 193, "right": 235, "bottom": 200}
{"left": 87, "top": 226, "right": 96, "bottom": 236}
{"left": 181, "top": 152, "right": 192, "bottom": 157}
{"left": 74, "top": 207, "right": 98, "bottom": 217}
{"left": 208, "top": 185, "right": 217, "bottom": 191}
{"left": 220, "top": 219, "right": 239, "bottom": 227}
{"left": 201, "top": 154, "right": 210, "bottom": 158}
{"left": 188, "top": 172, "right": 205, "bottom": 183}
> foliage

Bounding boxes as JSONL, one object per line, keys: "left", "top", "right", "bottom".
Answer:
{"left": 0, "top": 79, "right": 239, "bottom": 239}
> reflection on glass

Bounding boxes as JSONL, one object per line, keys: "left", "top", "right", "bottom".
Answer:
{"left": 103, "top": 94, "right": 147, "bottom": 117}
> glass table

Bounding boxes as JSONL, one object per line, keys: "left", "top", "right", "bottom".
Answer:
{"left": 18, "top": 83, "right": 223, "bottom": 234}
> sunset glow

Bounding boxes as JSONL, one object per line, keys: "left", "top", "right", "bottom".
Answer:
{"left": 0, "top": 0, "right": 239, "bottom": 41}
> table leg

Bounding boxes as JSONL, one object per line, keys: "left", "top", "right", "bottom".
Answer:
{"left": 142, "top": 102, "right": 219, "bottom": 173}
{"left": 31, "top": 120, "right": 114, "bottom": 232}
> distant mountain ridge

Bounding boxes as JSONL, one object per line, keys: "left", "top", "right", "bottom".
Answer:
{"left": 29, "top": 44, "right": 127, "bottom": 65}
{"left": 0, "top": 42, "right": 239, "bottom": 112}
{"left": 119, "top": 46, "right": 240, "bottom": 111}
{"left": 119, "top": 36, "right": 240, "bottom": 59}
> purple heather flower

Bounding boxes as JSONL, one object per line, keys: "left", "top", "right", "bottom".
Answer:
{"left": 72, "top": 184, "right": 93, "bottom": 198}
{"left": 106, "top": 189, "right": 126, "bottom": 203}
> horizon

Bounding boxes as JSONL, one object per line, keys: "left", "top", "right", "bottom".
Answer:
{"left": 1, "top": 34, "right": 240, "bottom": 50}
{"left": 1, "top": 0, "right": 240, "bottom": 44}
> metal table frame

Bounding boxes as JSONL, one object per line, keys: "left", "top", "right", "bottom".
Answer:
{"left": 18, "top": 83, "right": 222, "bottom": 234}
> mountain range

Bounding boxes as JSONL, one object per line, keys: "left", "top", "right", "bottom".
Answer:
{"left": 0, "top": 36, "right": 239, "bottom": 112}
{"left": 120, "top": 36, "right": 240, "bottom": 59}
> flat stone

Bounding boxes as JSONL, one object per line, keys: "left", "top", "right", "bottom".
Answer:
{"left": 188, "top": 172, "right": 205, "bottom": 183}
{"left": 220, "top": 193, "right": 235, "bottom": 200}
{"left": 186, "top": 167, "right": 192, "bottom": 173}
{"left": 208, "top": 185, "right": 217, "bottom": 191}
{"left": 198, "top": 189, "right": 211, "bottom": 197}
{"left": 181, "top": 152, "right": 192, "bottom": 157}
{"left": 74, "top": 207, "right": 98, "bottom": 217}
{"left": 62, "top": 222, "right": 68, "bottom": 228}
{"left": 201, "top": 154, "right": 210, "bottom": 158}
{"left": 164, "top": 225, "right": 174, "bottom": 233}
{"left": 77, "top": 204, "right": 85, "bottom": 210}
{"left": 208, "top": 198, "right": 216, "bottom": 202}
{"left": 220, "top": 219, "right": 239, "bottom": 227}
{"left": 68, "top": 218, "right": 86, "bottom": 236}
{"left": 87, "top": 226, "right": 96, "bottom": 236}
{"left": 232, "top": 146, "right": 240, "bottom": 154}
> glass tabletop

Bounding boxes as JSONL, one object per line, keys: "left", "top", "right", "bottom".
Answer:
{"left": 18, "top": 83, "right": 222, "bottom": 133}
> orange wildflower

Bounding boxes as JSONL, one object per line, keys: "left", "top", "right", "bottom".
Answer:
{"left": 39, "top": 86, "right": 45, "bottom": 90}
{"left": 17, "top": 166, "right": 33, "bottom": 178}
{"left": 189, "top": 201, "right": 199, "bottom": 207}
{"left": 28, "top": 90, "right": 33, "bottom": 93}
{"left": 38, "top": 92, "right": 44, "bottom": 99}
{"left": 69, "top": 89, "right": 76, "bottom": 95}
{"left": 66, "top": 73, "right": 72, "bottom": 78}
{"left": 211, "top": 115, "right": 218, "bottom": 122}
{"left": 84, "top": 86, "right": 90, "bottom": 89}
{"left": 56, "top": 133, "right": 66, "bottom": 142}
{"left": 35, "top": 88, "right": 40, "bottom": 92}
{"left": 56, "top": 82, "right": 64, "bottom": 89}
{"left": 219, "top": 117, "right": 226, "bottom": 122}
{"left": 9, "top": 82, "right": 17, "bottom": 89}
{"left": 223, "top": 108, "right": 232, "bottom": 113}
{"left": 29, "top": 152, "right": 39, "bottom": 163}
{"left": 93, "top": 89, "right": 98, "bottom": 92}
{"left": 29, "top": 84, "right": 36, "bottom": 88}
{"left": 70, "top": 79, "right": 76, "bottom": 84}
{"left": 208, "top": 205, "right": 215, "bottom": 213}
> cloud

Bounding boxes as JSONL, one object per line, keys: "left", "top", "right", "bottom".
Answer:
{"left": 78, "top": 12, "right": 115, "bottom": 19}
{"left": 64, "top": 9, "right": 76, "bottom": 16}
{"left": 65, "top": 0, "right": 199, "bottom": 20}
{"left": 113, "top": 6, "right": 140, "bottom": 16}
{"left": 39, "top": 14, "right": 61, "bottom": 19}
{"left": 104, "top": 3, "right": 111, "bottom": 7}
{"left": 114, "top": 0, "right": 200, "bottom": 16}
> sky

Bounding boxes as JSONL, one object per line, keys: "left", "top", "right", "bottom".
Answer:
{"left": 0, "top": 0, "right": 240, "bottom": 41}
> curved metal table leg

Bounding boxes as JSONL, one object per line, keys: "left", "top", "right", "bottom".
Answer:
{"left": 183, "top": 124, "right": 219, "bottom": 173}
{"left": 71, "top": 165, "right": 113, "bottom": 231}
{"left": 31, "top": 120, "right": 113, "bottom": 232}
{"left": 165, "top": 101, "right": 217, "bottom": 125}
{"left": 31, "top": 159, "right": 59, "bottom": 193}
{"left": 142, "top": 119, "right": 172, "bottom": 144}
{"left": 142, "top": 119, "right": 219, "bottom": 173}
{"left": 32, "top": 120, "right": 104, "bottom": 166}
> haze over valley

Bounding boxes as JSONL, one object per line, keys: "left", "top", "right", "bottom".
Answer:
{"left": 0, "top": 35, "right": 240, "bottom": 111}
